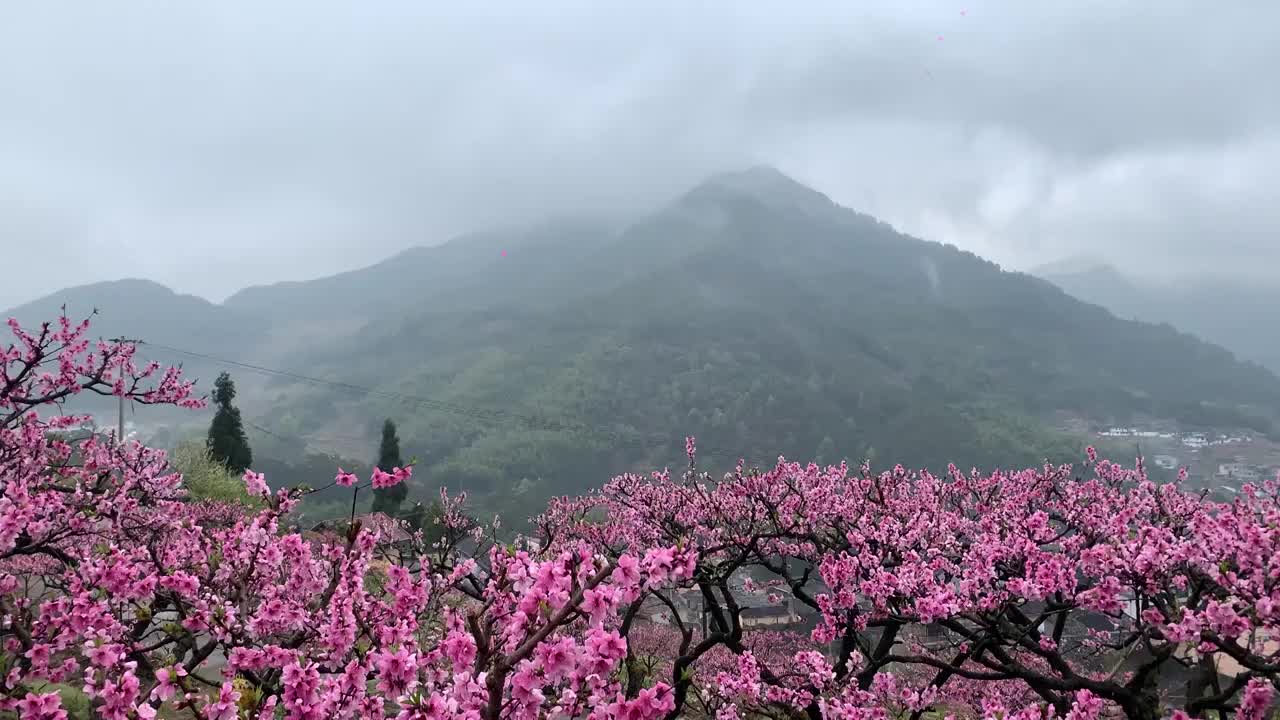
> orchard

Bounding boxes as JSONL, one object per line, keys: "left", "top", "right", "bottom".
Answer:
{"left": 3, "top": 313, "right": 1280, "bottom": 720}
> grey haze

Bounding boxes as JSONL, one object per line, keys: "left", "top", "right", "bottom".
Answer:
{"left": 1, "top": 1, "right": 1276, "bottom": 308}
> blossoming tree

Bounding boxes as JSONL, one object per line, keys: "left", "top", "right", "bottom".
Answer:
{"left": 1, "top": 314, "right": 687, "bottom": 719}
{"left": 538, "top": 442, "right": 1280, "bottom": 720}
{"left": 4, "top": 312, "right": 1280, "bottom": 720}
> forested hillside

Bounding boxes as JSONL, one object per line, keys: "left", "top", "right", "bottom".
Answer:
{"left": 8, "top": 168, "right": 1279, "bottom": 521}
{"left": 1037, "top": 260, "right": 1280, "bottom": 375}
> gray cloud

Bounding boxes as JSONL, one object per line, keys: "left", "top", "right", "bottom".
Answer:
{"left": 2, "top": 0, "right": 1276, "bottom": 308}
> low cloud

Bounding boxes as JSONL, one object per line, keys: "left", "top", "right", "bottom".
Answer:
{"left": 2, "top": 1, "right": 1275, "bottom": 307}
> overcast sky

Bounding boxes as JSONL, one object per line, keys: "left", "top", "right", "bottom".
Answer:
{"left": 2, "top": 1, "right": 1276, "bottom": 309}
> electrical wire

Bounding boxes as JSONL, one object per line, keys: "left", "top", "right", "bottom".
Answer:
{"left": 141, "top": 340, "right": 760, "bottom": 465}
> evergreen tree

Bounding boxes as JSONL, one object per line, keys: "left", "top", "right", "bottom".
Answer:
{"left": 371, "top": 418, "right": 408, "bottom": 515}
{"left": 206, "top": 372, "right": 253, "bottom": 475}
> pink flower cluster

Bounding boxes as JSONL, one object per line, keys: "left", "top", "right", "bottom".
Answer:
{"left": 6, "top": 313, "right": 1280, "bottom": 720}
{"left": 540, "top": 447, "right": 1280, "bottom": 719}
{"left": 371, "top": 465, "right": 412, "bottom": 489}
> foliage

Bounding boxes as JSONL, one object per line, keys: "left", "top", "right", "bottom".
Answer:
{"left": 15, "top": 684, "right": 90, "bottom": 720}
{"left": 206, "top": 371, "right": 253, "bottom": 474}
{"left": 13, "top": 172, "right": 1280, "bottom": 523}
{"left": 1040, "top": 263, "right": 1280, "bottom": 377}
{"left": 371, "top": 418, "right": 408, "bottom": 515}
{"left": 7, "top": 172, "right": 1244, "bottom": 527}
{"left": 169, "top": 441, "right": 261, "bottom": 507}
{"left": 8, "top": 312, "right": 1280, "bottom": 720}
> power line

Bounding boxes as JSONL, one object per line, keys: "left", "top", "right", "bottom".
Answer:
{"left": 144, "top": 341, "right": 631, "bottom": 438}
{"left": 140, "top": 340, "right": 759, "bottom": 464}
{"left": 244, "top": 419, "right": 311, "bottom": 446}
{"left": 109, "top": 335, "right": 144, "bottom": 439}
{"left": 243, "top": 418, "right": 370, "bottom": 449}
{"left": 190, "top": 345, "right": 748, "bottom": 460}
{"left": 169, "top": 341, "right": 564, "bottom": 429}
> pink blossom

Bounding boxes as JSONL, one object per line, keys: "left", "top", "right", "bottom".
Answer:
{"left": 16, "top": 693, "right": 67, "bottom": 720}
{"left": 151, "top": 666, "right": 187, "bottom": 701}
{"left": 371, "top": 465, "right": 412, "bottom": 489}
{"left": 373, "top": 646, "right": 419, "bottom": 696}
{"left": 242, "top": 470, "right": 270, "bottom": 498}
{"left": 8, "top": 312, "right": 1280, "bottom": 720}
{"left": 1240, "top": 678, "right": 1273, "bottom": 720}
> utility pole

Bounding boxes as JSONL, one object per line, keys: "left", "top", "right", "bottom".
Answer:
{"left": 108, "top": 337, "right": 141, "bottom": 442}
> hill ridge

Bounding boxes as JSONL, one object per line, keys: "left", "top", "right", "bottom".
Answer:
{"left": 8, "top": 169, "right": 1280, "bottom": 522}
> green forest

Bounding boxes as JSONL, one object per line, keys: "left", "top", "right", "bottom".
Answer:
{"left": 9, "top": 168, "right": 1277, "bottom": 526}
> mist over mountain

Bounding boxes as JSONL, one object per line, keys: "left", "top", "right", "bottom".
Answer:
{"left": 8, "top": 168, "right": 1280, "bottom": 519}
{"left": 1036, "top": 261, "right": 1280, "bottom": 375}
{"left": 2, "top": 279, "right": 271, "bottom": 423}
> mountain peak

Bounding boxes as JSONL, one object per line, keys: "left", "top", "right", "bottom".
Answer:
{"left": 702, "top": 165, "right": 822, "bottom": 197}
{"left": 706, "top": 164, "right": 802, "bottom": 187}
{"left": 86, "top": 278, "right": 178, "bottom": 297}
{"left": 3, "top": 278, "right": 180, "bottom": 316}
{"left": 683, "top": 165, "right": 841, "bottom": 219}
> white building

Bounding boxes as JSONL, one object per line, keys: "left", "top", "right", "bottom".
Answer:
{"left": 1218, "top": 463, "right": 1261, "bottom": 482}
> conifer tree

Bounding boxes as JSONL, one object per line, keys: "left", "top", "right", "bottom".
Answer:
{"left": 206, "top": 372, "right": 253, "bottom": 475}
{"left": 371, "top": 418, "right": 407, "bottom": 515}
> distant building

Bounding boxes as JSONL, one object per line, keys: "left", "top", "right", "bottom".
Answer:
{"left": 514, "top": 535, "right": 543, "bottom": 553}
{"left": 636, "top": 576, "right": 806, "bottom": 632}
{"left": 1218, "top": 463, "right": 1261, "bottom": 482}
{"left": 1182, "top": 434, "right": 1208, "bottom": 449}
{"left": 739, "top": 604, "right": 802, "bottom": 629}
{"left": 637, "top": 587, "right": 703, "bottom": 627}
{"left": 1153, "top": 455, "right": 1178, "bottom": 470}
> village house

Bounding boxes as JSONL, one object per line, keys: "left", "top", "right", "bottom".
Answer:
{"left": 1217, "top": 462, "right": 1262, "bottom": 482}
{"left": 740, "top": 604, "right": 803, "bottom": 629}
{"left": 635, "top": 574, "right": 807, "bottom": 632}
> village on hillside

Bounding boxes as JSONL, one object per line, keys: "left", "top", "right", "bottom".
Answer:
{"left": 1092, "top": 424, "right": 1280, "bottom": 492}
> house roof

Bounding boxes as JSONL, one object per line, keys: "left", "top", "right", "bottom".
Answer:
{"left": 740, "top": 605, "right": 795, "bottom": 619}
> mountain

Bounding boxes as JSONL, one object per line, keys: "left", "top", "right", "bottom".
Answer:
{"left": 223, "top": 218, "right": 618, "bottom": 323}
{"left": 8, "top": 168, "right": 1280, "bottom": 521}
{"left": 2, "top": 279, "right": 271, "bottom": 422}
{"left": 5, "top": 278, "right": 263, "bottom": 349}
{"left": 1036, "top": 261, "right": 1280, "bottom": 375}
{"left": 248, "top": 168, "right": 1280, "bottom": 516}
